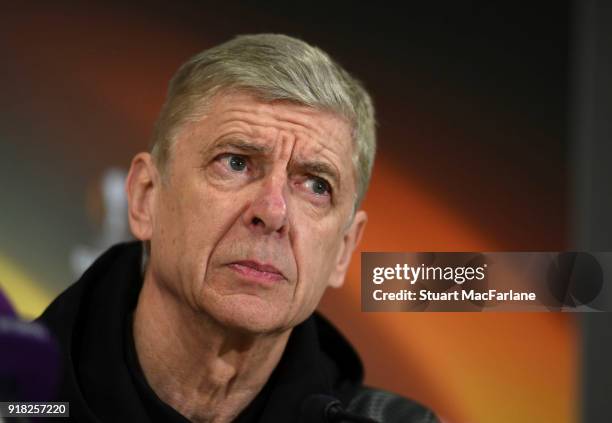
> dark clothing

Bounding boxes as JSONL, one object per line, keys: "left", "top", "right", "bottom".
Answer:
{"left": 37, "top": 242, "right": 437, "bottom": 422}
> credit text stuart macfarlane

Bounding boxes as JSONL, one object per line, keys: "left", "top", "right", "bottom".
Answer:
{"left": 372, "top": 289, "right": 536, "bottom": 302}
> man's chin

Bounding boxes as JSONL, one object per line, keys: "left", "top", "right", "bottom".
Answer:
{"left": 202, "top": 296, "right": 291, "bottom": 335}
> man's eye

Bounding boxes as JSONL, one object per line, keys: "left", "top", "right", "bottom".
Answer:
{"left": 306, "top": 177, "right": 332, "bottom": 196}
{"left": 224, "top": 155, "right": 247, "bottom": 172}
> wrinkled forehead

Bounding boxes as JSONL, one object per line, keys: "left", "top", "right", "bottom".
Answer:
{"left": 175, "top": 90, "right": 356, "bottom": 178}
{"left": 206, "top": 91, "right": 351, "bottom": 146}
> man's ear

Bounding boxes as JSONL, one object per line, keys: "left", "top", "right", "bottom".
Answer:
{"left": 328, "top": 210, "right": 368, "bottom": 289}
{"left": 126, "top": 152, "right": 159, "bottom": 241}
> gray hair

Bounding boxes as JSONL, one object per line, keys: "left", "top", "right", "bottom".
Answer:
{"left": 150, "top": 33, "right": 376, "bottom": 207}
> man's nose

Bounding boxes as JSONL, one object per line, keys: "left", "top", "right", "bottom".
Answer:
{"left": 243, "top": 173, "right": 288, "bottom": 235}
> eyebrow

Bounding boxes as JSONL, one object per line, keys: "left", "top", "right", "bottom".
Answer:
{"left": 207, "top": 137, "right": 342, "bottom": 189}
{"left": 210, "top": 138, "right": 272, "bottom": 155}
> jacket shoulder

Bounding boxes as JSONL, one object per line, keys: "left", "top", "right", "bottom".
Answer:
{"left": 346, "top": 386, "right": 440, "bottom": 423}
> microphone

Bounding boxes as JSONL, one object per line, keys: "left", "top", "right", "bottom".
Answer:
{"left": 0, "top": 286, "right": 60, "bottom": 402}
{"left": 300, "top": 394, "right": 379, "bottom": 423}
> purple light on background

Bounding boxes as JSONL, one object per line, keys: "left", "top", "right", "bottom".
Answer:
{"left": 0, "top": 286, "right": 16, "bottom": 318}
{"left": 0, "top": 287, "right": 60, "bottom": 401}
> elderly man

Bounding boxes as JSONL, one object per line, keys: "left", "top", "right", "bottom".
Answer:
{"left": 37, "top": 34, "right": 438, "bottom": 423}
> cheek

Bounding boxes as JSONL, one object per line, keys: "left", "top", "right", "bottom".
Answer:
{"left": 153, "top": 183, "right": 238, "bottom": 296}
{"left": 292, "top": 220, "right": 344, "bottom": 310}
{"left": 180, "top": 192, "right": 241, "bottom": 279}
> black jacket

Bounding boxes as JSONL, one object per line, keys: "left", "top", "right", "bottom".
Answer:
{"left": 37, "top": 242, "right": 438, "bottom": 422}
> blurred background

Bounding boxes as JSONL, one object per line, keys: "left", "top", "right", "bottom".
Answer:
{"left": 2, "top": 1, "right": 610, "bottom": 422}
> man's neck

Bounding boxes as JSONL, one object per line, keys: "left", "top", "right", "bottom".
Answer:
{"left": 132, "top": 273, "right": 291, "bottom": 423}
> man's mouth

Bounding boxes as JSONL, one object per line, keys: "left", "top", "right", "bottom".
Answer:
{"left": 228, "top": 260, "right": 286, "bottom": 284}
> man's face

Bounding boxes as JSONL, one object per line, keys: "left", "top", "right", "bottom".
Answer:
{"left": 131, "top": 90, "right": 366, "bottom": 333}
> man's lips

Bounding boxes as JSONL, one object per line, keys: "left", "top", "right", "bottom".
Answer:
{"left": 227, "top": 260, "right": 286, "bottom": 284}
